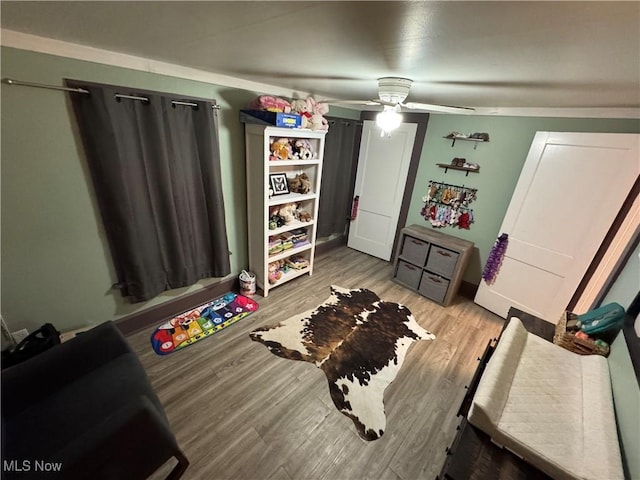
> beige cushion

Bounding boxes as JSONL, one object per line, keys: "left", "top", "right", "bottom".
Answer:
{"left": 469, "top": 317, "right": 623, "bottom": 480}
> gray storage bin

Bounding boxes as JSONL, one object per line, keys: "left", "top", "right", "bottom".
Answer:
{"left": 418, "top": 272, "right": 450, "bottom": 304}
{"left": 426, "top": 246, "right": 459, "bottom": 277}
{"left": 395, "top": 260, "right": 422, "bottom": 289}
{"left": 400, "top": 236, "right": 429, "bottom": 267}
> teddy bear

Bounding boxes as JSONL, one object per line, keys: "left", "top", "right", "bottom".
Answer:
{"left": 278, "top": 203, "right": 297, "bottom": 224}
{"left": 288, "top": 172, "right": 312, "bottom": 194}
{"left": 269, "top": 138, "right": 292, "bottom": 161}
{"left": 292, "top": 139, "right": 314, "bottom": 160}
{"left": 290, "top": 98, "right": 312, "bottom": 129}
{"left": 296, "top": 207, "right": 312, "bottom": 222}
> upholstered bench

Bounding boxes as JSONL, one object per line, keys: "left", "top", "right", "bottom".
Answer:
{"left": 468, "top": 317, "right": 623, "bottom": 480}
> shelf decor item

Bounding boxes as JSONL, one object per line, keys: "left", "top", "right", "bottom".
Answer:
{"left": 482, "top": 233, "right": 509, "bottom": 284}
{"left": 269, "top": 173, "right": 290, "bottom": 195}
{"left": 443, "top": 131, "right": 490, "bottom": 149}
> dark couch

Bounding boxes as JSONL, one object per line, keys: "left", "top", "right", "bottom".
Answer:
{"left": 1, "top": 321, "right": 188, "bottom": 479}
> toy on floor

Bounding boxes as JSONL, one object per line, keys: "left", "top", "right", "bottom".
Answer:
{"left": 150, "top": 293, "right": 259, "bottom": 355}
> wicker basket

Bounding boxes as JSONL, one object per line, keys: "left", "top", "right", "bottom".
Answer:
{"left": 553, "top": 311, "right": 610, "bottom": 357}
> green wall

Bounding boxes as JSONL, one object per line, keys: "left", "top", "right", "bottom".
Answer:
{"left": 405, "top": 115, "right": 640, "bottom": 284}
{"left": 1, "top": 45, "right": 638, "bottom": 335}
{"left": 0, "top": 46, "right": 357, "bottom": 333}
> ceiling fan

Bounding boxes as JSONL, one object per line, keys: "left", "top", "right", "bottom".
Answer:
{"left": 325, "top": 77, "right": 475, "bottom": 114}
{"left": 324, "top": 77, "right": 475, "bottom": 135}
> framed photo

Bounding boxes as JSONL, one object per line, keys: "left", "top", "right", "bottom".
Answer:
{"left": 269, "top": 173, "right": 290, "bottom": 196}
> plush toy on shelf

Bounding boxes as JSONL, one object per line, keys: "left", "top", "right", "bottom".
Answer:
{"left": 292, "top": 139, "right": 315, "bottom": 160}
{"left": 290, "top": 98, "right": 312, "bottom": 129}
{"left": 288, "top": 172, "right": 312, "bottom": 194}
{"left": 268, "top": 261, "right": 283, "bottom": 284}
{"left": 296, "top": 207, "right": 312, "bottom": 222}
{"left": 278, "top": 203, "right": 297, "bottom": 224}
{"left": 268, "top": 206, "right": 284, "bottom": 229}
{"left": 307, "top": 97, "right": 329, "bottom": 131}
{"left": 269, "top": 138, "right": 292, "bottom": 161}
{"left": 247, "top": 95, "right": 292, "bottom": 113}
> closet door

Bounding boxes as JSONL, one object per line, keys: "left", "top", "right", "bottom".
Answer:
{"left": 475, "top": 132, "right": 639, "bottom": 323}
{"left": 347, "top": 121, "right": 418, "bottom": 260}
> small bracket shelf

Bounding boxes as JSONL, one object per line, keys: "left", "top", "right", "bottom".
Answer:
{"left": 436, "top": 163, "right": 480, "bottom": 176}
{"left": 444, "top": 135, "right": 488, "bottom": 149}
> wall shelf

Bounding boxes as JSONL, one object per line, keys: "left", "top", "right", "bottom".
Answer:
{"left": 444, "top": 135, "right": 488, "bottom": 149}
{"left": 436, "top": 163, "right": 480, "bottom": 176}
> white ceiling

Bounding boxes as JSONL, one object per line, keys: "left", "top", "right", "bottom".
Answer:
{"left": 1, "top": 1, "right": 639, "bottom": 117}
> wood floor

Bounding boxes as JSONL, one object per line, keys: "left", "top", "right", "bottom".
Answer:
{"left": 127, "top": 246, "right": 505, "bottom": 480}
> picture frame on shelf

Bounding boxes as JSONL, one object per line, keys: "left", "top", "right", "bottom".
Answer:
{"left": 269, "top": 173, "right": 289, "bottom": 196}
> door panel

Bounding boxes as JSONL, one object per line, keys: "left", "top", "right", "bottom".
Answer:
{"left": 347, "top": 121, "right": 417, "bottom": 260}
{"left": 475, "top": 132, "right": 639, "bottom": 322}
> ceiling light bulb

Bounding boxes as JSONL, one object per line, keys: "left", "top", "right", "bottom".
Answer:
{"left": 376, "top": 106, "right": 402, "bottom": 137}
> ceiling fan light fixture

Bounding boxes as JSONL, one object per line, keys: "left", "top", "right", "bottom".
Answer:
{"left": 377, "top": 77, "right": 412, "bottom": 104}
{"left": 376, "top": 105, "right": 402, "bottom": 136}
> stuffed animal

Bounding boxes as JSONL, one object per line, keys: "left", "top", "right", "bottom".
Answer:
{"left": 269, "top": 138, "right": 292, "bottom": 161}
{"left": 269, "top": 206, "right": 284, "bottom": 229}
{"left": 288, "top": 172, "right": 312, "bottom": 194}
{"left": 247, "top": 95, "right": 291, "bottom": 113}
{"left": 268, "top": 261, "right": 283, "bottom": 284}
{"left": 278, "top": 203, "right": 297, "bottom": 224}
{"left": 296, "top": 208, "right": 312, "bottom": 222}
{"left": 290, "top": 98, "right": 313, "bottom": 129}
{"left": 292, "top": 139, "right": 314, "bottom": 160}
{"left": 308, "top": 97, "right": 329, "bottom": 131}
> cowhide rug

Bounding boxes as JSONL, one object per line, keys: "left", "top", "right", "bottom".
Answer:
{"left": 249, "top": 285, "right": 435, "bottom": 441}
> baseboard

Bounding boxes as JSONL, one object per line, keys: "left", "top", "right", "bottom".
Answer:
{"left": 459, "top": 280, "right": 479, "bottom": 300}
{"left": 115, "top": 277, "right": 237, "bottom": 336}
{"left": 114, "top": 238, "right": 398, "bottom": 336}
{"left": 316, "top": 235, "right": 347, "bottom": 255}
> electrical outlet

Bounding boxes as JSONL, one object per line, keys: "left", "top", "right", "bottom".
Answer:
{"left": 11, "top": 329, "right": 29, "bottom": 344}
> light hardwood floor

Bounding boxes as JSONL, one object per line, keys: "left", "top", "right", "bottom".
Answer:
{"left": 127, "top": 246, "right": 505, "bottom": 480}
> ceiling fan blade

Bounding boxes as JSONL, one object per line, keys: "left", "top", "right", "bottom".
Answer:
{"left": 403, "top": 102, "right": 475, "bottom": 114}
{"left": 321, "top": 99, "right": 381, "bottom": 106}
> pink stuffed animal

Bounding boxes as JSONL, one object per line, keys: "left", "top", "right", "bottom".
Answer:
{"left": 247, "top": 95, "right": 291, "bottom": 113}
{"left": 306, "top": 97, "right": 329, "bottom": 131}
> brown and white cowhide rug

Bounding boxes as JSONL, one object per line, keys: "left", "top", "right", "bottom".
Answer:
{"left": 249, "top": 285, "right": 435, "bottom": 441}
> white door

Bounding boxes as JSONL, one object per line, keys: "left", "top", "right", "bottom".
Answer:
{"left": 475, "top": 132, "right": 639, "bottom": 322}
{"left": 347, "top": 121, "right": 417, "bottom": 260}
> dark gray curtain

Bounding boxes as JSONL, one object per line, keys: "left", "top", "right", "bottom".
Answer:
{"left": 66, "top": 80, "right": 230, "bottom": 302}
{"left": 317, "top": 117, "right": 361, "bottom": 237}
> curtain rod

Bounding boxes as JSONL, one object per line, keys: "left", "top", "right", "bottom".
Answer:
{"left": 2, "top": 78, "right": 221, "bottom": 109}
{"left": 3, "top": 78, "right": 90, "bottom": 94}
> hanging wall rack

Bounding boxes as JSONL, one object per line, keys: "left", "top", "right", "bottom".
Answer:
{"left": 420, "top": 180, "right": 478, "bottom": 229}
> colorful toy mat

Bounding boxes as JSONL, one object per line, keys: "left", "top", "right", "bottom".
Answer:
{"left": 150, "top": 292, "right": 259, "bottom": 355}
